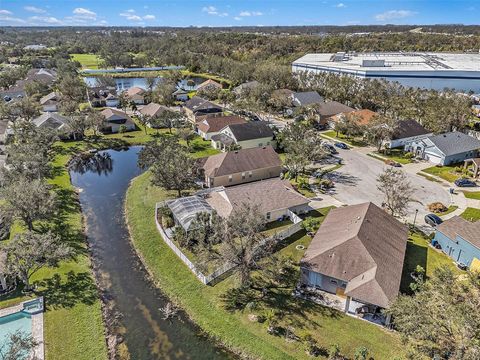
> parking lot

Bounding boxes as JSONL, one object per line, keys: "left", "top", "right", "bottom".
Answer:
{"left": 324, "top": 148, "right": 452, "bottom": 224}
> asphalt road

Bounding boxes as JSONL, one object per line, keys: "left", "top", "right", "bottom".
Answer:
{"left": 325, "top": 148, "right": 451, "bottom": 224}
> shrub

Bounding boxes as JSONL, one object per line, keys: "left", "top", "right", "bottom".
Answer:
{"left": 302, "top": 217, "right": 322, "bottom": 234}
{"left": 318, "top": 179, "right": 334, "bottom": 188}
{"left": 118, "top": 125, "right": 128, "bottom": 133}
{"left": 428, "top": 202, "right": 448, "bottom": 213}
{"left": 354, "top": 346, "right": 369, "bottom": 360}
{"left": 404, "top": 152, "right": 414, "bottom": 159}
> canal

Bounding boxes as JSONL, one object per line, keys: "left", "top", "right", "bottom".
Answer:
{"left": 70, "top": 146, "right": 229, "bottom": 360}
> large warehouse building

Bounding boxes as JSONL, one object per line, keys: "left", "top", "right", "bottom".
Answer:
{"left": 292, "top": 52, "right": 480, "bottom": 93}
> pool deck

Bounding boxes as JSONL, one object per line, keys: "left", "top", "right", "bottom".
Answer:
{"left": 0, "top": 298, "right": 44, "bottom": 360}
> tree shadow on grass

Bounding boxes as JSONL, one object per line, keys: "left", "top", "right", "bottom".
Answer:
{"left": 400, "top": 239, "right": 427, "bottom": 294}
{"left": 35, "top": 271, "right": 98, "bottom": 309}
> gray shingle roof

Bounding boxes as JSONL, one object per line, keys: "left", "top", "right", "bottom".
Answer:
{"left": 33, "top": 112, "right": 68, "bottom": 130}
{"left": 292, "top": 91, "right": 324, "bottom": 106}
{"left": 428, "top": 131, "right": 480, "bottom": 156}
{"left": 226, "top": 122, "right": 274, "bottom": 141}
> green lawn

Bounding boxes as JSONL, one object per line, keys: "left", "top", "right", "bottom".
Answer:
{"left": 462, "top": 191, "right": 480, "bottom": 200}
{"left": 125, "top": 172, "right": 404, "bottom": 360}
{"left": 70, "top": 53, "right": 103, "bottom": 69}
{"left": 417, "top": 172, "right": 443, "bottom": 183}
{"left": 0, "top": 144, "right": 108, "bottom": 359}
{"left": 460, "top": 207, "right": 480, "bottom": 222}
{"left": 371, "top": 150, "right": 413, "bottom": 165}
{"left": 321, "top": 131, "right": 367, "bottom": 147}
{"left": 422, "top": 164, "right": 464, "bottom": 183}
{"left": 436, "top": 205, "right": 459, "bottom": 217}
{"left": 400, "top": 232, "right": 460, "bottom": 293}
{"left": 289, "top": 175, "right": 316, "bottom": 198}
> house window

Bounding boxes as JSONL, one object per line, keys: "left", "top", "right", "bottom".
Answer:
{"left": 210, "top": 178, "right": 214, "bottom": 186}
{"left": 266, "top": 212, "right": 271, "bottom": 220}
{"left": 228, "top": 175, "right": 233, "bottom": 183}
{"left": 330, "top": 279, "right": 338, "bottom": 285}
{"left": 248, "top": 171, "right": 253, "bottom": 178}
{"left": 241, "top": 172, "right": 246, "bottom": 179}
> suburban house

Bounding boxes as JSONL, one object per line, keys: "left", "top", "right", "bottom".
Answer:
{"left": 198, "top": 145, "right": 282, "bottom": 187}
{"left": 196, "top": 115, "right": 247, "bottom": 140}
{"left": 291, "top": 91, "right": 324, "bottom": 107}
{"left": 211, "top": 122, "right": 275, "bottom": 151}
{"left": 329, "top": 109, "right": 378, "bottom": 128}
{"left": 433, "top": 216, "right": 480, "bottom": 269}
{"left": 206, "top": 178, "right": 310, "bottom": 220}
{"left": 87, "top": 87, "right": 118, "bottom": 108}
{"left": 125, "top": 87, "right": 146, "bottom": 105}
{"left": 165, "top": 178, "right": 309, "bottom": 232}
{"left": 184, "top": 96, "right": 223, "bottom": 122}
{"left": 39, "top": 92, "right": 59, "bottom": 112}
{"left": 315, "top": 101, "right": 355, "bottom": 125}
{"left": 1, "top": 68, "right": 57, "bottom": 100}
{"left": 300, "top": 202, "right": 408, "bottom": 325}
{"left": 100, "top": 108, "right": 136, "bottom": 133}
{"left": 172, "top": 88, "right": 189, "bottom": 102}
{"left": 32, "top": 112, "right": 82, "bottom": 139}
{"left": 407, "top": 131, "right": 480, "bottom": 165}
{"left": 387, "top": 119, "right": 432, "bottom": 149}
{"left": 33, "top": 112, "right": 68, "bottom": 131}
{"left": 197, "top": 79, "right": 223, "bottom": 92}
{"left": 233, "top": 80, "right": 260, "bottom": 96}
{"left": 139, "top": 103, "right": 169, "bottom": 124}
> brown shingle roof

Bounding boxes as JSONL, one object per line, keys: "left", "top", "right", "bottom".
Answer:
{"left": 302, "top": 202, "right": 408, "bottom": 308}
{"left": 202, "top": 146, "right": 282, "bottom": 178}
{"left": 206, "top": 178, "right": 309, "bottom": 218}
{"left": 139, "top": 103, "right": 169, "bottom": 118}
{"left": 317, "top": 101, "right": 355, "bottom": 117}
{"left": 436, "top": 216, "right": 480, "bottom": 249}
{"left": 100, "top": 108, "right": 131, "bottom": 121}
{"left": 197, "top": 115, "right": 246, "bottom": 134}
{"left": 126, "top": 87, "right": 145, "bottom": 96}
{"left": 197, "top": 79, "right": 222, "bottom": 90}
{"left": 391, "top": 119, "right": 430, "bottom": 140}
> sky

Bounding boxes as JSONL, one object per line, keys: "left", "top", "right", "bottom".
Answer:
{"left": 0, "top": 1, "right": 478, "bottom": 27}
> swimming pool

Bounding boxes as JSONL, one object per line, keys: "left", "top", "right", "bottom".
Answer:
{"left": 0, "top": 311, "right": 32, "bottom": 347}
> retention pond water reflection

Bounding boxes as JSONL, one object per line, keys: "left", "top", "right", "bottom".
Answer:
{"left": 70, "top": 146, "right": 229, "bottom": 360}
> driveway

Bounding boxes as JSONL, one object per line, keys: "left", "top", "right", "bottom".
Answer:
{"left": 324, "top": 149, "right": 452, "bottom": 224}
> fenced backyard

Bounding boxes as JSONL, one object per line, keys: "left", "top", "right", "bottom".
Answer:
{"left": 154, "top": 202, "right": 304, "bottom": 285}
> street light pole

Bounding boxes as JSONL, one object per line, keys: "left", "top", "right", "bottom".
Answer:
{"left": 413, "top": 209, "right": 419, "bottom": 227}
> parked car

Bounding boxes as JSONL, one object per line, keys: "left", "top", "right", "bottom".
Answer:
{"left": 424, "top": 213, "right": 443, "bottom": 227}
{"left": 454, "top": 178, "right": 476, "bottom": 187}
{"left": 385, "top": 159, "right": 402, "bottom": 167}
{"left": 322, "top": 143, "right": 338, "bottom": 154}
{"left": 334, "top": 142, "right": 349, "bottom": 149}
{"left": 457, "top": 262, "right": 468, "bottom": 271}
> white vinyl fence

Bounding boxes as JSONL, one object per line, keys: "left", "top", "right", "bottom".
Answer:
{"left": 155, "top": 202, "right": 304, "bottom": 285}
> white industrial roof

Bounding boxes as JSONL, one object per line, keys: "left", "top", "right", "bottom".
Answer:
{"left": 293, "top": 52, "right": 480, "bottom": 72}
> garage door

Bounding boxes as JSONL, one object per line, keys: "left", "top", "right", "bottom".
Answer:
{"left": 426, "top": 153, "right": 442, "bottom": 165}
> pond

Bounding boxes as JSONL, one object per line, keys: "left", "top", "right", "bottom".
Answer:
{"left": 83, "top": 76, "right": 206, "bottom": 92}
{"left": 70, "top": 147, "right": 230, "bottom": 360}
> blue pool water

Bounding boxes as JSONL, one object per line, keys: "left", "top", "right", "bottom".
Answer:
{"left": 0, "top": 312, "right": 32, "bottom": 348}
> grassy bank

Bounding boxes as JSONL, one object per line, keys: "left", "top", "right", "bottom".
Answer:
{"left": 125, "top": 171, "right": 404, "bottom": 360}
{"left": 422, "top": 164, "right": 462, "bottom": 183}
{"left": 0, "top": 144, "right": 108, "bottom": 360}
{"left": 70, "top": 53, "right": 103, "bottom": 69}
